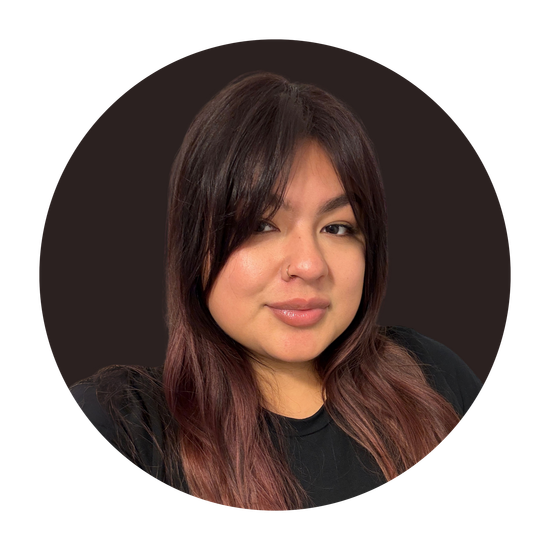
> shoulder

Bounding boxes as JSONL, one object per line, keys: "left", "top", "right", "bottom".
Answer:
{"left": 70, "top": 376, "right": 118, "bottom": 441}
{"left": 70, "top": 365, "right": 170, "bottom": 473}
{"left": 384, "top": 325, "right": 483, "bottom": 416}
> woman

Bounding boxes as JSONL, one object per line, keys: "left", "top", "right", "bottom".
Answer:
{"left": 71, "top": 72, "right": 482, "bottom": 510}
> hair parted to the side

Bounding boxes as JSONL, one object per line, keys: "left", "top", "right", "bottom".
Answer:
{"left": 164, "top": 72, "right": 460, "bottom": 510}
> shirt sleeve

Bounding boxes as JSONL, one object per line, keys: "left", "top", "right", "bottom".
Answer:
{"left": 69, "top": 368, "right": 170, "bottom": 477}
{"left": 70, "top": 381, "right": 121, "bottom": 447}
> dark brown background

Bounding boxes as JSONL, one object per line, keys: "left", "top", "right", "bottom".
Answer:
{"left": 40, "top": 40, "right": 509, "bottom": 387}
{"left": 38, "top": 39, "right": 514, "bottom": 515}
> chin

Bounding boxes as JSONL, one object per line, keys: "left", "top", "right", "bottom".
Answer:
{"left": 262, "top": 340, "right": 329, "bottom": 365}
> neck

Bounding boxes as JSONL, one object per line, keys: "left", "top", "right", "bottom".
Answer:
{"left": 252, "top": 357, "right": 325, "bottom": 419}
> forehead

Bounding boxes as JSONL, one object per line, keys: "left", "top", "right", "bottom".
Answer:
{"left": 288, "top": 141, "right": 340, "bottom": 187}
{"left": 281, "top": 142, "right": 347, "bottom": 210}
{"left": 278, "top": 193, "right": 351, "bottom": 218}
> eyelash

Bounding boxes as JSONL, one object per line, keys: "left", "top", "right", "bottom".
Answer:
{"left": 255, "top": 221, "right": 358, "bottom": 237}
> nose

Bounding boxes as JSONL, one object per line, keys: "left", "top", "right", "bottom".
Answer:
{"left": 283, "top": 229, "right": 329, "bottom": 282}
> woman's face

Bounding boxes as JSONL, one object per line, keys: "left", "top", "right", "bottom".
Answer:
{"left": 207, "top": 141, "right": 366, "bottom": 369}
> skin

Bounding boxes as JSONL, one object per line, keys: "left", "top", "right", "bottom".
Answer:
{"left": 207, "top": 141, "right": 366, "bottom": 418}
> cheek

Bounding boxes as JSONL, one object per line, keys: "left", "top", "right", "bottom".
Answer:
{"left": 208, "top": 248, "right": 272, "bottom": 323}
{"left": 352, "top": 257, "right": 366, "bottom": 292}
{"left": 224, "top": 249, "right": 271, "bottom": 297}
{"left": 335, "top": 251, "right": 365, "bottom": 305}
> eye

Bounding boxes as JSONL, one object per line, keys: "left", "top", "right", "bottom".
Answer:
{"left": 255, "top": 220, "right": 277, "bottom": 233}
{"left": 254, "top": 221, "right": 358, "bottom": 236}
{"left": 322, "top": 223, "right": 357, "bottom": 236}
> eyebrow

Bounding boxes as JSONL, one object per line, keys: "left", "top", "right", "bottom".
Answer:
{"left": 280, "top": 193, "right": 351, "bottom": 216}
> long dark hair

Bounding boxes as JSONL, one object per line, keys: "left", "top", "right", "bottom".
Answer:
{"left": 164, "top": 72, "right": 459, "bottom": 509}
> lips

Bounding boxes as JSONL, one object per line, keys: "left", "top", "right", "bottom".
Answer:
{"left": 266, "top": 298, "right": 330, "bottom": 327}
{"left": 268, "top": 298, "right": 330, "bottom": 310}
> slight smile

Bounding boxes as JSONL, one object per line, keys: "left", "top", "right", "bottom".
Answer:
{"left": 266, "top": 298, "right": 330, "bottom": 328}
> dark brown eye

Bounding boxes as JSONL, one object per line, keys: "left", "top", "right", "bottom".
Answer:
{"left": 255, "top": 220, "right": 276, "bottom": 233}
{"left": 323, "top": 224, "right": 354, "bottom": 236}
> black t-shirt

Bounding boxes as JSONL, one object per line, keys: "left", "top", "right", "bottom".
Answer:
{"left": 70, "top": 326, "right": 482, "bottom": 507}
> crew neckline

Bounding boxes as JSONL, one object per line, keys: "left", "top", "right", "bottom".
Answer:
{"left": 267, "top": 405, "right": 331, "bottom": 437}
